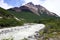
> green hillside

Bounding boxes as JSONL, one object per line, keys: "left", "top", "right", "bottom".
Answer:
{"left": 0, "top": 7, "right": 14, "bottom": 18}
{"left": 8, "top": 10, "right": 40, "bottom": 22}
{"left": 0, "top": 7, "right": 24, "bottom": 28}
{"left": 8, "top": 10, "right": 58, "bottom": 23}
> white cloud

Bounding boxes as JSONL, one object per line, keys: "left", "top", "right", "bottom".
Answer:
{"left": 42, "top": 0, "right": 60, "bottom": 16}
{"left": 24, "top": 0, "right": 60, "bottom": 16}
{"left": 0, "top": 0, "right": 13, "bottom": 9}
{"left": 23, "top": 0, "right": 41, "bottom": 5}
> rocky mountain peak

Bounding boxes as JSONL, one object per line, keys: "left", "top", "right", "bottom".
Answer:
{"left": 24, "top": 2, "right": 35, "bottom": 8}
{"left": 8, "top": 2, "right": 58, "bottom": 17}
{"left": 24, "top": 2, "right": 58, "bottom": 16}
{"left": 27, "top": 2, "right": 34, "bottom": 6}
{"left": 24, "top": 2, "right": 40, "bottom": 16}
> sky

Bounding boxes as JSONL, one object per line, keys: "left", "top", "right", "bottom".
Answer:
{"left": 0, "top": 0, "right": 60, "bottom": 16}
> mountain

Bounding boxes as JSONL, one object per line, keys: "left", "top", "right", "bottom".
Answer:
{"left": 8, "top": 2, "right": 59, "bottom": 22}
{"left": 21, "top": 2, "right": 58, "bottom": 16}
{"left": 9, "top": 2, "right": 58, "bottom": 17}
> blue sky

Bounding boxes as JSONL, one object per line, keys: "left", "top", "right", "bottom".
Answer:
{"left": 4, "top": 0, "right": 45, "bottom": 6}
{"left": 4, "top": 0, "right": 24, "bottom": 7}
{"left": 0, "top": 0, "right": 60, "bottom": 16}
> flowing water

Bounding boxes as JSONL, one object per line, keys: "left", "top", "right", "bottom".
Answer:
{"left": 0, "top": 24, "right": 45, "bottom": 40}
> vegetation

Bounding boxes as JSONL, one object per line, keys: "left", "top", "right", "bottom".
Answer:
{"left": 8, "top": 10, "right": 58, "bottom": 23}
{"left": 22, "top": 38, "right": 28, "bottom": 40}
{"left": 0, "top": 7, "right": 24, "bottom": 28}
{"left": 2, "top": 37, "right": 13, "bottom": 40}
{"left": 0, "top": 18, "right": 24, "bottom": 28}
{"left": 38, "top": 18, "right": 60, "bottom": 40}
{"left": 0, "top": 7, "right": 13, "bottom": 18}
{"left": 8, "top": 10, "right": 40, "bottom": 22}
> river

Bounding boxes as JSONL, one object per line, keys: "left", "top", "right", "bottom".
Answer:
{"left": 0, "top": 24, "right": 45, "bottom": 40}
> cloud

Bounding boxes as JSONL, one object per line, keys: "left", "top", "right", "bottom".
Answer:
{"left": 23, "top": 0, "right": 41, "bottom": 5}
{"left": 0, "top": 0, "right": 13, "bottom": 9}
{"left": 42, "top": 0, "right": 60, "bottom": 16}
{"left": 23, "top": 0, "right": 46, "bottom": 5}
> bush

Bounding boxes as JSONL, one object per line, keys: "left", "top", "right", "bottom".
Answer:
{"left": 0, "top": 18, "right": 24, "bottom": 28}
